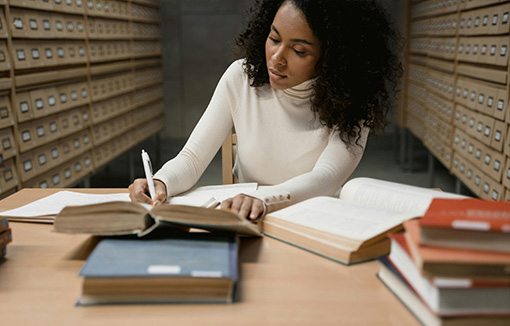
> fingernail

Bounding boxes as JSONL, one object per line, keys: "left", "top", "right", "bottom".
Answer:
{"left": 153, "top": 200, "right": 160, "bottom": 206}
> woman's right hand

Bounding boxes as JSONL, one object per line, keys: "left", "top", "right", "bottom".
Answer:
{"left": 128, "top": 178, "right": 168, "bottom": 206}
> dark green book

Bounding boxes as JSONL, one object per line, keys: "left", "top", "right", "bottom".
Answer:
{"left": 77, "top": 233, "right": 239, "bottom": 305}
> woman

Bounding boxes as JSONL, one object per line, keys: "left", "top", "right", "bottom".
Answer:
{"left": 129, "top": 0, "right": 401, "bottom": 220}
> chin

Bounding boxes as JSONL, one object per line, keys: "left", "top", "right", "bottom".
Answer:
{"left": 269, "top": 80, "right": 289, "bottom": 90}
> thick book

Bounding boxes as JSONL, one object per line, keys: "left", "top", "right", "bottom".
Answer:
{"left": 0, "top": 228, "right": 12, "bottom": 249}
{"left": 0, "top": 217, "right": 8, "bottom": 233}
{"left": 262, "top": 177, "right": 465, "bottom": 265}
{"left": 0, "top": 183, "right": 257, "bottom": 223}
{"left": 388, "top": 233, "right": 510, "bottom": 316}
{"left": 0, "top": 218, "right": 10, "bottom": 261}
{"left": 419, "top": 198, "right": 510, "bottom": 253}
{"left": 54, "top": 201, "right": 261, "bottom": 237}
{"left": 377, "top": 259, "right": 510, "bottom": 326}
{"left": 404, "top": 219, "right": 510, "bottom": 278}
{"left": 77, "top": 233, "right": 239, "bottom": 305}
{"left": 0, "top": 191, "right": 131, "bottom": 223}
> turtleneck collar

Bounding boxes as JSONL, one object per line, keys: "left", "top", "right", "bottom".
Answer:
{"left": 281, "top": 78, "right": 315, "bottom": 100}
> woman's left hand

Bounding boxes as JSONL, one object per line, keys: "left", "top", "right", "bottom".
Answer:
{"left": 221, "top": 194, "right": 265, "bottom": 221}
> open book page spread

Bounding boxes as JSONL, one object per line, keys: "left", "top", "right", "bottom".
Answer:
{"left": 269, "top": 196, "right": 410, "bottom": 241}
{"left": 340, "top": 178, "right": 466, "bottom": 217}
{"left": 0, "top": 191, "right": 130, "bottom": 218}
{"left": 169, "top": 183, "right": 258, "bottom": 207}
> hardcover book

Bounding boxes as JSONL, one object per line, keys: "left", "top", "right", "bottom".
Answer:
{"left": 54, "top": 202, "right": 261, "bottom": 237}
{"left": 77, "top": 233, "right": 239, "bottom": 305}
{"left": 0, "top": 227, "right": 12, "bottom": 261}
{"left": 404, "top": 219, "right": 510, "bottom": 278}
{"left": 0, "top": 217, "right": 8, "bottom": 233}
{"left": 388, "top": 233, "right": 510, "bottom": 316}
{"left": 377, "top": 259, "right": 510, "bottom": 326}
{"left": 419, "top": 198, "right": 510, "bottom": 252}
{"left": 0, "top": 183, "right": 257, "bottom": 223}
{"left": 0, "top": 228, "right": 12, "bottom": 249}
{"left": 262, "top": 177, "right": 465, "bottom": 265}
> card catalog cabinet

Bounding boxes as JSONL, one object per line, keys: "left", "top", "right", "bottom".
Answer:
{"left": 404, "top": 0, "right": 510, "bottom": 200}
{"left": 0, "top": 0, "right": 163, "bottom": 199}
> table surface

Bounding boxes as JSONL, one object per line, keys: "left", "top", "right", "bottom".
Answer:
{"left": 0, "top": 188, "right": 419, "bottom": 326}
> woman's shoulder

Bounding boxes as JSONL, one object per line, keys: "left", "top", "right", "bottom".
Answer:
{"left": 222, "top": 59, "right": 248, "bottom": 81}
{"left": 215, "top": 59, "right": 253, "bottom": 97}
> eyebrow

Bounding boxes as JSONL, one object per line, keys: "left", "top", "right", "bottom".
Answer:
{"left": 271, "top": 25, "right": 313, "bottom": 45}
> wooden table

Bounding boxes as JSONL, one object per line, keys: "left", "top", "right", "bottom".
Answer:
{"left": 0, "top": 189, "right": 419, "bottom": 326}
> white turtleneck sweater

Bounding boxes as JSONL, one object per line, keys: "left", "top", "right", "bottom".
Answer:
{"left": 154, "top": 59, "right": 368, "bottom": 212}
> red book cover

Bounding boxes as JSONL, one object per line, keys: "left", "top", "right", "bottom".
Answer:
{"left": 403, "top": 219, "right": 510, "bottom": 278}
{"left": 419, "top": 198, "right": 510, "bottom": 232}
{"left": 389, "top": 232, "right": 510, "bottom": 288}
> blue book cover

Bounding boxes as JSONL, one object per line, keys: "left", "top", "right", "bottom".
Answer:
{"left": 80, "top": 234, "right": 238, "bottom": 280}
{"left": 0, "top": 218, "right": 8, "bottom": 233}
{"left": 78, "top": 233, "right": 238, "bottom": 305}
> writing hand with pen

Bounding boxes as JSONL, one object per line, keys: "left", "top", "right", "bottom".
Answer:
{"left": 128, "top": 150, "right": 168, "bottom": 206}
{"left": 128, "top": 149, "right": 265, "bottom": 221}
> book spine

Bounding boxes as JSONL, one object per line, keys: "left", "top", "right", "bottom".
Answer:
{"left": 420, "top": 217, "right": 510, "bottom": 232}
{"left": 0, "top": 228, "right": 12, "bottom": 248}
{"left": 0, "top": 218, "right": 8, "bottom": 234}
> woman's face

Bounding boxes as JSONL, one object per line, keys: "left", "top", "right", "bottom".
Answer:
{"left": 265, "top": 1, "right": 321, "bottom": 90}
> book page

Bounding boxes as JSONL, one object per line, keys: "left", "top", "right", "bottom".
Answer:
{"left": 340, "top": 178, "right": 466, "bottom": 216}
{"left": 169, "top": 183, "right": 258, "bottom": 207}
{"left": 269, "top": 196, "right": 410, "bottom": 241}
{"left": 169, "top": 195, "right": 219, "bottom": 208}
{"left": 0, "top": 191, "right": 130, "bottom": 218}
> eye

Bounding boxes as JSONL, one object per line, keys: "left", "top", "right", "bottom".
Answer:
{"left": 268, "top": 36, "right": 280, "bottom": 43}
{"left": 293, "top": 49, "right": 305, "bottom": 56}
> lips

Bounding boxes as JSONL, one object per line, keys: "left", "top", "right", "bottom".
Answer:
{"left": 268, "top": 68, "right": 287, "bottom": 79}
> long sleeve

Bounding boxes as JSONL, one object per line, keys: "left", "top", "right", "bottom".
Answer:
{"left": 242, "top": 128, "right": 368, "bottom": 213}
{"left": 153, "top": 63, "right": 242, "bottom": 196}
{"left": 154, "top": 59, "right": 368, "bottom": 211}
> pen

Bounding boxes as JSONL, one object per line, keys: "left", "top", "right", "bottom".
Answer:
{"left": 141, "top": 149, "right": 156, "bottom": 200}
{"left": 202, "top": 197, "right": 220, "bottom": 209}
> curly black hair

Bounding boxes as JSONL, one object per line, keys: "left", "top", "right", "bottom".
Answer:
{"left": 234, "top": 0, "right": 402, "bottom": 146}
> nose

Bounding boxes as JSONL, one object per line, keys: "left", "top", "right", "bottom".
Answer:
{"left": 272, "top": 46, "right": 287, "bottom": 67}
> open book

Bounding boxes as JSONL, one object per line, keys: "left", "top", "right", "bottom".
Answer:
{"left": 54, "top": 201, "right": 261, "bottom": 237}
{"left": 0, "top": 183, "right": 257, "bottom": 223}
{"left": 262, "top": 177, "right": 466, "bottom": 265}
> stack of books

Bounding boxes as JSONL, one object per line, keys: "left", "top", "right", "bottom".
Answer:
{"left": 0, "top": 217, "right": 12, "bottom": 261}
{"left": 77, "top": 232, "right": 239, "bottom": 305}
{"left": 52, "top": 202, "right": 261, "bottom": 305}
{"left": 377, "top": 198, "right": 510, "bottom": 326}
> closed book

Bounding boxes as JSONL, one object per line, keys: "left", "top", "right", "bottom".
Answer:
{"left": 77, "top": 233, "right": 239, "bottom": 305}
{"left": 0, "top": 228, "right": 12, "bottom": 249}
{"left": 404, "top": 220, "right": 510, "bottom": 278}
{"left": 377, "top": 259, "right": 510, "bottom": 326}
{"left": 419, "top": 199, "right": 510, "bottom": 253}
{"left": 388, "top": 233, "right": 510, "bottom": 316}
{"left": 0, "top": 217, "right": 8, "bottom": 233}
